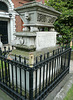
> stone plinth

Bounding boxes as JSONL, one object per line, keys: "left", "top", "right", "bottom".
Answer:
{"left": 13, "top": 31, "right": 57, "bottom": 51}
{"left": 13, "top": 32, "right": 36, "bottom": 51}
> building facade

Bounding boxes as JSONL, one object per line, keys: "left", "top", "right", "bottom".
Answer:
{"left": 0, "top": 0, "right": 44, "bottom": 44}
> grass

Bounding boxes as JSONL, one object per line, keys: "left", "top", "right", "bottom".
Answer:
{"left": 64, "top": 84, "right": 73, "bottom": 100}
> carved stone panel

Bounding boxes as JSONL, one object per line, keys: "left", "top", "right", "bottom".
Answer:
{"left": 37, "top": 13, "right": 57, "bottom": 24}
{"left": 37, "top": 13, "right": 47, "bottom": 22}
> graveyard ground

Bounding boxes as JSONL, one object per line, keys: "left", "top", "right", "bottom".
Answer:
{"left": 64, "top": 84, "right": 73, "bottom": 100}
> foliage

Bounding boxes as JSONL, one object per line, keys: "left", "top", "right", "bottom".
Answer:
{"left": 45, "top": 0, "right": 73, "bottom": 44}
{"left": 72, "top": 46, "right": 73, "bottom": 50}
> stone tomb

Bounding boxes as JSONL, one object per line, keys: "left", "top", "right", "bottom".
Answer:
{"left": 12, "top": 1, "right": 61, "bottom": 51}
{"left": 10, "top": 1, "right": 61, "bottom": 93}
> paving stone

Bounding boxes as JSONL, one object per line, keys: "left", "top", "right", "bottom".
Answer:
{"left": 53, "top": 74, "right": 73, "bottom": 100}
{"left": 0, "top": 89, "right": 12, "bottom": 100}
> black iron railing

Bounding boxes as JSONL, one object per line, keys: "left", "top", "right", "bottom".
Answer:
{"left": 0, "top": 45, "right": 71, "bottom": 100}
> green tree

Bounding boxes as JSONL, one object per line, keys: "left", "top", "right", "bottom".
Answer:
{"left": 45, "top": 0, "right": 73, "bottom": 45}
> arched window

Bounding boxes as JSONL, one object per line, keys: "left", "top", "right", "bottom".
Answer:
{"left": 0, "top": 1, "right": 8, "bottom": 12}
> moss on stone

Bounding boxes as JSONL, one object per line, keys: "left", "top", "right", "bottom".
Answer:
{"left": 11, "top": 46, "right": 60, "bottom": 58}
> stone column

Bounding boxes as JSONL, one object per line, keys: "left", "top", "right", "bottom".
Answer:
{"left": 10, "top": 17, "right": 14, "bottom": 42}
{"left": 23, "top": 26, "right": 29, "bottom": 32}
{"left": 30, "top": 27, "right": 39, "bottom": 32}
{"left": 49, "top": 28, "right": 55, "bottom": 32}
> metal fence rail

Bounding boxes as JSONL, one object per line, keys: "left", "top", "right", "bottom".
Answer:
{"left": 0, "top": 46, "right": 71, "bottom": 100}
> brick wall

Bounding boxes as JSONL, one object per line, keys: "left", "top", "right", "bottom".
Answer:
{"left": 36, "top": 0, "right": 44, "bottom": 3}
{"left": 15, "top": 15, "right": 24, "bottom": 32}
{"left": 12, "top": 0, "right": 30, "bottom": 8}
{"left": 12, "top": 0, "right": 44, "bottom": 8}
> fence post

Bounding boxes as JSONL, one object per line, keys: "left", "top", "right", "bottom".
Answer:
{"left": 0, "top": 48, "right": 2, "bottom": 55}
{"left": 61, "top": 47, "right": 63, "bottom": 70}
{"left": 29, "top": 53, "right": 34, "bottom": 100}
{"left": 4, "top": 47, "right": 6, "bottom": 56}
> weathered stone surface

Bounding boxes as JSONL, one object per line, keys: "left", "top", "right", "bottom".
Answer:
{"left": 14, "top": 32, "right": 36, "bottom": 36}
{"left": 13, "top": 31, "right": 57, "bottom": 50}
{"left": 36, "top": 31, "right": 57, "bottom": 50}
{"left": 53, "top": 74, "right": 73, "bottom": 100}
{"left": 11, "top": 46, "right": 60, "bottom": 57}
{"left": 15, "top": 1, "right": 61, "bottom": 27}
{"left": 13, "top": 1, "right": 61, "bottom": 50}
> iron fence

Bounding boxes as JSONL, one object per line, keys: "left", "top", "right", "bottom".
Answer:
{"left": 0, "top": 45, "right": 71, "bottom": 100}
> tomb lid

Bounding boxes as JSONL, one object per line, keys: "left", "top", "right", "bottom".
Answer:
{"left": 15, "top": 1, "right": 61, "bottom": 27}
{"left": 15, "top": 1, "right": 61, "bottom": 15}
